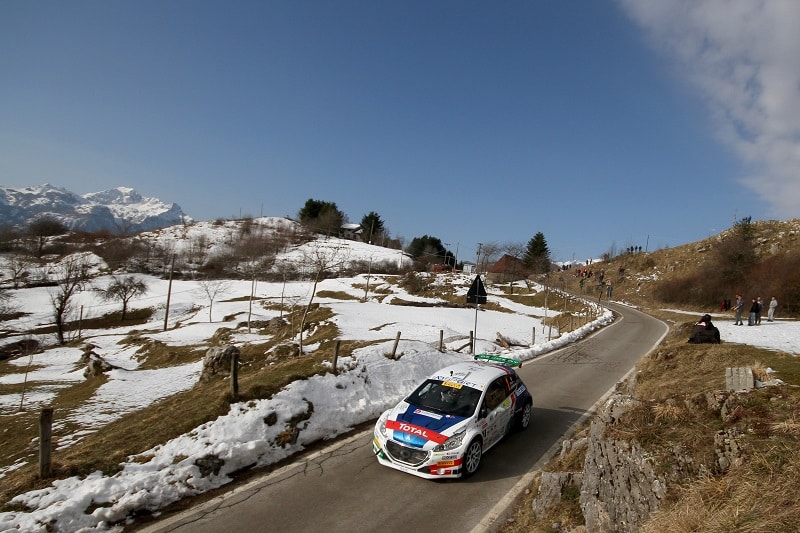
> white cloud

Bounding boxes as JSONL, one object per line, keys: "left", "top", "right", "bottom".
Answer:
{"left": 618, "top": 0, "right": 800, "bottom": 217}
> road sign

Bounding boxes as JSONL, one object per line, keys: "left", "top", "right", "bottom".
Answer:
{"left": 466, "top": 275, "right": 487, "bottom": 304}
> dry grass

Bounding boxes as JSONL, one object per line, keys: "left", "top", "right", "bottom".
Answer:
{"left": 500, "top": 335, "right": 800, "bottom": 533}
{"left": 643, "top": 446, "right": 800, "bottom": 533}
{"left": 499, "top": 224, "right": 800, "bottom": 532}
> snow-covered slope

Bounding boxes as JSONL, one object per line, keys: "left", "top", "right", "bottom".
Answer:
{"left": 0, "top": 184, "right": 191, "bottom": 233}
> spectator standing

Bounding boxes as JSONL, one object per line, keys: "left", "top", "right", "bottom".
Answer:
{"left": 768, "top": 296, "right": 778, "bottom": 321}
{"left": 748, "top": 298, "right": 759, "bottom": 326}
{"left": 756, "top": 296, "right": 763, "bottom": 325}
{"left": 733, "top": 294, "right": 744, "bottom": 325}
{"left": 606, "top": 279, "right": 613, "bottom": 298}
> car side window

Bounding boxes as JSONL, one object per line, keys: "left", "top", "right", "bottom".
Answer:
{"left": 484, "top": 378, "right": 507, "bottom": 411}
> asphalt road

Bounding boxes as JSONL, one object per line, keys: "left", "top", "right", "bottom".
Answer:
{"left": 138, "top": 302, "right": 667, "bottom": 533}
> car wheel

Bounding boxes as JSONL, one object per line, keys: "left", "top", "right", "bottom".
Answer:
{"left": 516, "top": 401, "right": 532, "bottom": 431}
{"left": 462, "top": 438, "right": 482, "bottom": 477}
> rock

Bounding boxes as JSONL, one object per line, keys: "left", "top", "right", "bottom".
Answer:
{"left": 195, "top": 454, "right": 224, "bottom": 477}
{"left": 579, "top": 394, "right": 667, "bottom": 533}
{"left": 83, "top": 354, "right": 117, "bottom": 377}
{"left": 200, "top": 345, "right": 240, "bottom": 381}
{"left": 532, "top": 471, "right": 584, "bottom": 518}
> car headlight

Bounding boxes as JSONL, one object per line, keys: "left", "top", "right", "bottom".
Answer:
{"left": 434, "top": 429, "right": 466, "bottom": 452}
{"left": 376, "top": 411, "right": 390, "bottom": 438}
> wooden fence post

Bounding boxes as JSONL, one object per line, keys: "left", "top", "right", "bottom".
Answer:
{"left": 333, "top": 340, "right": 340, "bottom": 375}
{"left": 230, "top": 352, "right": 239, "bottom": 402}
{"left": 391, "top": 332, "right": 401, "bottom": 359}
{"left": 439, "top": 330, "right": 444, "bottom": 353}
{"left": 39, "top": 407, "right": 53, "bottom": 478}
{"left": 531, "top": 327, "right": 535, "bottom": 345}
{"left": 469, "top": 331, "right": 474, "bottom": 354}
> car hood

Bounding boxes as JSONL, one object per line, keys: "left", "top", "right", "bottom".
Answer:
{"left": 385, "top": 402, "right": 471, "bottom": 449}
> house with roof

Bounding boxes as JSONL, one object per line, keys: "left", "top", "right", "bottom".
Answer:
{"left": 486, "top": 254, "right": 529, "bottom": 283}
{"left": 340, "top": 223, "right": 363, "bottom": 240}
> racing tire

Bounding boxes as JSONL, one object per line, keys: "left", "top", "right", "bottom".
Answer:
{"left": 515, "top": 401, "right": 533, "bottom": 431}
{"left": 462, "top": 438, "right": 483, "bottom": 477}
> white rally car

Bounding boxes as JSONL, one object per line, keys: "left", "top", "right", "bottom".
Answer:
{"left": 372, "top": 354, "right": 533, "bottom": 479}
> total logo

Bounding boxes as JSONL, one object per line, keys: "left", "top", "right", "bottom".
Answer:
{"left": 387, "top": 420, "right": 448, "bottom": 444}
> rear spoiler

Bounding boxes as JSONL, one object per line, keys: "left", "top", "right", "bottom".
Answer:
{"left": 474, "top": 353, "right": 522, "bottom": 368}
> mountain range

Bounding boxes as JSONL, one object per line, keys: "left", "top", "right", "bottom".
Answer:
{"left": 0, "top": 184, "right": 191, "bottom": 234}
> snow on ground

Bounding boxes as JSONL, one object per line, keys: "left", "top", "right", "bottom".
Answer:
{"left": 0, "top": 268, "right": 612, "bottom": 532}
{"left": 665, "top": 308, "right": 800, "bottom": 355}
{"left": 1, "top": 258, "right": 798, "bottom": 531}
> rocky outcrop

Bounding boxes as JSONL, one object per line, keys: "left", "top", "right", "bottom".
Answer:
{"left": 532, "top": 387, "right": 752, "bottom": 532}
{"left": 200, "top": 345, "right": 240, "bottom": 381}
{"left": 579, "top": 394, "right": 667, "bottom": 532}
{"left": 531, "top": 394, "right": 668, "bottom": 533}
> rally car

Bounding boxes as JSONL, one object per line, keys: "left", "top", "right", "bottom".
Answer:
{"left": 372, "top": 354, "right": 533, "bottom": 479}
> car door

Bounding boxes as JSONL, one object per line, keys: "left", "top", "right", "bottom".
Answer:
{"left": 480, "top": 377, "right": 514, "bottom": 449}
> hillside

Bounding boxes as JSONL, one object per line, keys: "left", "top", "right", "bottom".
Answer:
{"left": 1, "top": 217, "right": 798, "bottom": 531}
{"left": 500, "top": 219, "right": 800, "bottom": 532}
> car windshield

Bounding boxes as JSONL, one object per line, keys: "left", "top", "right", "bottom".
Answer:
{"left": 406, "top": 379, "right": 482, "bottom": 417}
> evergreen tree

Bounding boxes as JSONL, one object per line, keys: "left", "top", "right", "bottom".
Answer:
{"left": 524, "top": 232, "right": 551, "bottom": 274}
{"left": 407, "top": 235, "right": 447, "bottom": 268}
{"left": 297, "top": 198, "right": 345, "bottom": 236}
{"left": 360, "top": 211, "right": 385, "bottom": 244}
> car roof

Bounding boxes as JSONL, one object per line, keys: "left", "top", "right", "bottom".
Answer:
{"left": 426, "top": 360, "right": 518, "bottom": 391}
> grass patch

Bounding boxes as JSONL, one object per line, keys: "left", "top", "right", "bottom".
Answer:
{"left": 316, "top": 290, "right": 359, "bottom": 300}
{"left": 500, "top": 319, "right": 800, "bottom": 532}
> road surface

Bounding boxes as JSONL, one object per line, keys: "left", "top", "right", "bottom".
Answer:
{"left": 138, "top": 302, "right": 667, "bottom": 533}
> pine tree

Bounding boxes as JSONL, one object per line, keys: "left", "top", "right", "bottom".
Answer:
{"left": 360, "top": 212, "right": 385, "bottom": 244}
{"left": 524, "top": 232, "right": 551, "bottom": 274}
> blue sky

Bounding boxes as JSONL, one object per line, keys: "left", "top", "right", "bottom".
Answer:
{"left": 2, "top": 1, "right": 798, "bottom": 263}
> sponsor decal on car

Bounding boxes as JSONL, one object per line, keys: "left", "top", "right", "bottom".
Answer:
{"left": 413, "top": 408, "right": 442, "bottom": 420}
{"left": 386, "top": 419, "right": 448, "bottom": 444}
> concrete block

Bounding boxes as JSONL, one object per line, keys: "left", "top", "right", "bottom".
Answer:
{"left": 725, "top": 367, "right": 753, "bottom": 392}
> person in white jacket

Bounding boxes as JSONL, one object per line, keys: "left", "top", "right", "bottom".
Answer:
{"left": 768, "top": 296, "right": 778, "bottom": 321}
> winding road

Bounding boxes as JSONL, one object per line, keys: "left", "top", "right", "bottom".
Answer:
{"left": 138, "top": 302, "right": 668, "bottom": 533}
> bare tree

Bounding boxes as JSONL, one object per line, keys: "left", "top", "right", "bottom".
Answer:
{"left": 195, "top": 280, "right": 232, "bottom": 322}
{"left": 503, "top": 241, "right": 529, "bottom": 291}
{"left": 28, "top": 217, "right": 68, "bottom": 257}
{"left": 477, "top": 241, "right": 502, "bottom": 274}
{"left": 187, "top": 234, "right": 209, "bottom": 266}
{"left": 48, "top": 254, "right": 91, "bottom": 344}
{"left": 294, "top": 242, "right": 348, "bottom": 354}
{"left": 0, "top": 285, "right": 13, "bottom": 316}
{"left": 100, "top": 275, "right": 148, "bottom": 321}
{"left": 7, "top": 252, "right": 35, "bottom": 289}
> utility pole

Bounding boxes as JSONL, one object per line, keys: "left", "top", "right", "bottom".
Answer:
{"left": 163, "top": 254, "right": 175, "bottom": 331}
{"left": 477, "top": 243, "right": 483, "bottom": 274}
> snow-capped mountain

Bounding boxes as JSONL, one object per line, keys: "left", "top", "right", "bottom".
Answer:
{"left": 0, "top": 184, "right": 191, "bottom": 234}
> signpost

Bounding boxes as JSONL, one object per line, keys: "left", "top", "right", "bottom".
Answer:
{"left": 466, "top": 275, "right": 487, "bottom": 353}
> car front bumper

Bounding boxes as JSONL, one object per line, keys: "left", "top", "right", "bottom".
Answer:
{"left": 372, "top": 434, "right": 466, "bottom": 479}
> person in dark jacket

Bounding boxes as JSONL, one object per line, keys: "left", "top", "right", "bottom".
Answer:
{"left": 748, "top": 299, "right": 759, "bottom": 326}
{"left": 688, "top": 314, "right": 720, "bottom": 343}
